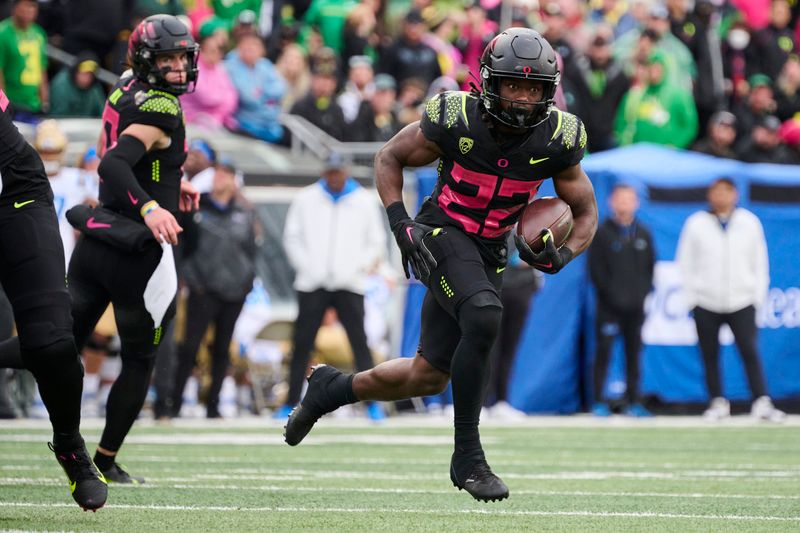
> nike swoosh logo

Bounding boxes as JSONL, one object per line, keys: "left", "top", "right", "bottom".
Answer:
{"left": 496, "top": 266, "right": 506, "bottom": 273}
{"left": 13, "top": 200, "right": 34, "bottom": 208}
{"left": 127, "top": 190, "right": 139, "bottom": 205}
{"left": 529, "top": 157, "right": 549, "bottom": 165}
{"left": 69, "top": 480, "right": 77, "bottom": 493}
{"left": 86, "top": 217, "right": 111, "bottom": 229}
{"left": 533, "top": 261, "right": 552, "bottom": 269}
{"left": 405, "top": 226, "right": 414, "bottom": 243}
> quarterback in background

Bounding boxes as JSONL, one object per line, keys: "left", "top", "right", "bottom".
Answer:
{"left": 284, "top": 28, "right": 598, "bottom": 502}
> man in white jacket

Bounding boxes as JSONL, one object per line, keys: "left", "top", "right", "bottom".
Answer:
{"left": 276, "top": 152, "right": 387, "bottom": 421}
{"left": 676, "top": 178, "right": 784, "bottom": 422}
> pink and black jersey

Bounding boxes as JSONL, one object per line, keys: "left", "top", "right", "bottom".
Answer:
{"left": 0, "top": 89, "right": 49, "bottom": 202}
{"left": 416, "top": 91, "right": 586, "bottom": 262}
{"left": 98, "top": 74, "right": 186, "bottom": 217}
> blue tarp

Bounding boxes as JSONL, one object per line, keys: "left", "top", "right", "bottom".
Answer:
{"left": 401, "top": 144, "right": 800, "bottom": 412}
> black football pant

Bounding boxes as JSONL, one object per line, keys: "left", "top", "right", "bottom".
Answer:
{"left": 593, "top": 303, "right": 645, "bottom": 404}
{"left": 693, "top": 305, "right": 767, "bottom": 399}
{"left": 287, "top": 289, "right": 374, "bottom": 407}
{"left": 171, "top": 290, "right": 245, "bottom": 417}
{"left": 0, "top": 196, "right": 84, "bottom": 448}
{"left": 68, "top": 235, "right": 176, "bottom": 453}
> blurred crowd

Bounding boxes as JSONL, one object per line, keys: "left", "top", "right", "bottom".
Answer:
{"left": 0, "top": 0, "right": 798, "bottom": 161}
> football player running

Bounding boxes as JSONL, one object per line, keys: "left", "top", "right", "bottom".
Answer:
{"left": 0, "top": 14, "right": 200, "bottom": 485}
{"left": 284, "top": 28, "right": 598, "bottom": 502}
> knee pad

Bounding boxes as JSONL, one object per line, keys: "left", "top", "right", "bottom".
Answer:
{"left": 21, "top": 335, "right": 81, "bottom": 378}
{"left": 458, "top": 291, "right": 503, "bottom": 344}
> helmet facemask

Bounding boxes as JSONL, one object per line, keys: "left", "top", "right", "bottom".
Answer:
{"left": 129, "top": 15, "right": 200, "bottom": 95}
{"left": 478, "top": 28, "right": 561, "bottom": 129}
{"left": 135, "top": 45, "right": 199, "bottom": 95}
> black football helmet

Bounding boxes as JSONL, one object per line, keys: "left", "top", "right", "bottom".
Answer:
{"left": 479, "top": 28, "right": 560, "bottom": 129}
{"left": 128, "top": 14, "right": 199, "bottom": 95}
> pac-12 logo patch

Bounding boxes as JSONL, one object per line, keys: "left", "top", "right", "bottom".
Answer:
{"left": 459, "top": 137, "right": 474, "bottom": 155}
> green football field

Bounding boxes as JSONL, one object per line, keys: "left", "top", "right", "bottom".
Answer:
{"left": 0, "top": 416, "right": 798, "bottom": 532}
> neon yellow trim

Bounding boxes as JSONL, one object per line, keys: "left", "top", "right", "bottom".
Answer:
{"left": 551, "top": 109, "right": 563, "bottom": 141}
{"left": 461, "top": 93, "right": 469, "bottom": 127}
{"left": 432, "top": 228, "right": 442, "bottom": 236}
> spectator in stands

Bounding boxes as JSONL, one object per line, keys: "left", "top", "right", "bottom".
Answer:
{"left": 49, "top": 51, "right": 106, "bottom": 118}
{"left": 539, "top": 2, "right": 575, "bottom": 72}
{"left": 184, "top": 139, "right": 217, "bottom": 194}
{"left": 276, "top": 43, "right": 311, "bottom": 111}
{"left": 589, "top": 184, "right": 655, "bottom": 417}
{"left": 614, "top": 3, "right": 696, "bottom": 91}
{"left": 341, "top": 3, "right": 378, "bottom": 72}
{"left": 301, "top": 0, "right": 359, "bottom": 55}
{"left": 736, "top": 115, "right": 796, "bottom": 164}
{"left": 380, "top": 9, "right": 441, "bottom": 87}
{"left": 62, "top": 1, "right": 127, "bottom": 73}
{"left": 34, "top": 120, "right": 97, "bottom": 265}
{"left": 348, "top": 73, "right": 400, "bottom": 142}
{"left": 676, "top": 178, "right": 785, "bottom": 423}
{"left": 750, "top": 0, "right": 796, "bottom": 83}
{"left": 231, "top": 9, "right": 260, "bottom": 42}
{"left": 338, "top": 55, "right": 375, "bottom": 124}
{"left": 172, "top": 156, "right": 258, "bottom": 419}
{"left": 682, "top": 0, "right": 726, "bottom": 134}
{"left": 722, "top": 19, "right": 758, "bottom": 106}
{"left": 774, "top": 54, "right": 800, "bottom": 121}
{"left": 691, "top": 110, "right": 738, "bottom": 159}
{"left": 732, "top": 74, "right": 778, "bottom": 149}
{"left": 275, "top": 152, "right": 387, "bottom": 422}
{"left": 456, "top": 0, "right": 498, "bottom": 89}
{"left": 181, "top": 34, "right": 238, "bottom": 131}
{"left": 290, "top": 59, "right": 347, "bottom": 141}
{"left": 226, "top": 32, "right": 286, "bottom": 144}
{"left": 212, "top": 0, "right": 261, "bottom": 31}
{"left": 563, "top": 26, "right": 630, "bottom": 153}
{"left": 614, "top": 50, "right": 698, "bottom": 148}
{"left": 588, "top": 0, "right": 639, "bottom": 38}
{"left": 395, "top": 77, "right": 427, "bottom": 126}
{"left": 422, "top": 10, "right": 463, "bottom": 80}
{"left": 0, "top": 0, "right": 48, "bottom": 118}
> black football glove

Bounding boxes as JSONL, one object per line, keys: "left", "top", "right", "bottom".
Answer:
{"left": 393, "top": 220, "right": 437, "bottom": 282}
{"left": 514, "top": 229, "right": 574, "bottom": 274}
{"left": 386, "top": 201, "right": 437, "bottom": 283}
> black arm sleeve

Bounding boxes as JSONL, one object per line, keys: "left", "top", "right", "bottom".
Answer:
{"left": 97, "top": 134, "right": 153, "bottom": 216}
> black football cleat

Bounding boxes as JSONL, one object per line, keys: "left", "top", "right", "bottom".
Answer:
{"left": 101, "top": 462, "right": 145, "bottom": 484}
{"left": 284, "top": 364, "right": 341, "bottom": 446}
{"left": 450, "top": 453, "right": 509, "bottom": 502}
{"left": 49, "top": 441, "right": 108, "bottom": 511}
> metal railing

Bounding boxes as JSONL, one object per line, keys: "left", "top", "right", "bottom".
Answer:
{"left": 279, "top": 113, "right": 384, "bottom": 168}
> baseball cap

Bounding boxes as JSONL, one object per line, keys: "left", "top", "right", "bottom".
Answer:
{"left": 374, "top": 73, "right": 396, "bottom": 91}
{"left": 748, "top": 73, "right": 772, "bottom": 89}
{"left": 237, "top": 9, "right": 257, "bottom": 25}
{"left": 189, "top": 139, "right": 216, "bottom": 163}
{"left": 405, "top": 8, "right": 425, "bottom": 24}
{"left": 710, "top": 110, "right": 736, "bottom": 127}
{"left": 756, "top": 115, "right": 781, "bottom": 132}
{"left": 348, "top": 55, "right": 373, "bottom": 69}
{"left": 323, "top": 152, "right": 350, "bottom": 170}
{"left": 216, "top": 154, "right": 238, "bottom": 173}
{"left": 649, "top": 3, "right": 670, "bottom": 19}
{"left": 77, "top": 59, "right": 99, "bottom": 74}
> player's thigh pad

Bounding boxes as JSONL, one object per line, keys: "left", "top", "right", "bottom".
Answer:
{"left": 421, "top": 227, "right": 498, "bottom": 319}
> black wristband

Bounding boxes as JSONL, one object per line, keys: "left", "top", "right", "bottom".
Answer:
{"left": 385, "top": 201, "right": 411, "bottom": 231}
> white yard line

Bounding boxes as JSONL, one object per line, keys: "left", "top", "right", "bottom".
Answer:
{"left": 2, "top": 502, "right": 799, "bottom": 522}
{"left": 4, "top": 476, "right": 800, "bottom": 500}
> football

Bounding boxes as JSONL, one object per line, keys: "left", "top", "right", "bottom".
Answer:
{"left": 516, "top": 196, "right": 574, "bottom": 253}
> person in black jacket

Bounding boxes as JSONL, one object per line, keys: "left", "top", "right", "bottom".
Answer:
{"left": 562, "top": 26, "right": 630, "bottom": 153}
{"left": 589, "top": 184, "right": 655, "bottom": 417}
{"left": 171, "top": 156, "right": 259, "bottom": 419}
